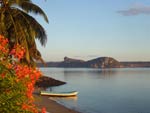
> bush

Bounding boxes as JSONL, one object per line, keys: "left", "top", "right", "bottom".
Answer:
{"left": 0, "top": 35, "right": 46, "bottom": 113}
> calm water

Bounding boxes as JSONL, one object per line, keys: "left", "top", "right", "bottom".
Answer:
{"left": 40, "top": 68, "right": 150, "bottom": 113}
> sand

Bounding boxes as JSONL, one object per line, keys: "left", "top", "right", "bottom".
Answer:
{"left": 34, "top": 88, "right": 81, "bottom": 113}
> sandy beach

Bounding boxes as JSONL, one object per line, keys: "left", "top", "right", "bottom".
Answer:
{"left": 34, "top": 76, "right": 81, "bottom": 113}
{"left": 34, "top": 89, "right": 81, "bottom": 113}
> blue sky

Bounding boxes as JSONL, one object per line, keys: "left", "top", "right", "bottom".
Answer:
{"left": 33, "top": 0, "right": 150, "bottom": 61}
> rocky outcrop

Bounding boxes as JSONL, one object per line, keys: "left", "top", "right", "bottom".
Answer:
{"left": 35, "top": 76, "right": 66, "bottom": 88}
{"left": 86, "top": 57, "right": 120, "bottom": 68}
{"left": 58, "top": 57, "right": 86, "bottom": 67}
{"left": 38, "top": 56, "right": 121, "bottom": 68}
{"left": 64, "top": 56, "right": 85, "bottom": 63}
{"left": 38, "top": 57, "right": 150, "bottom": 68}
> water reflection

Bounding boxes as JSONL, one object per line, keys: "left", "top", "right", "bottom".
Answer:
{"left": 49, "top": 96, "right": 78, "bottom": 109}
{"left": 49, "top": 96, "right": 78, "bottom": 102}
{"left": 40, "top": 68, "right": 119, "bottom": 80}
{"left": 63, "top": 68, "right": 118, "bottom": 80}
{"left": 40, "top": 68, "right": 150, "bottom": 113}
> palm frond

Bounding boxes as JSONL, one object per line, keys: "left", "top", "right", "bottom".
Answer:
{"left": 0, "top": 9, "right": 6, "bottom": 34}
{"left": 10, "top": 8, "right": 47, "bottom": 46}
{"left": 10, "top": 0, "right": 49, "bottom": 23}
{"left": 9, "top": 0, "right": 32, "bottom": 5}
{"left": 0, "top": 0, "right": 48, "bottom": 65}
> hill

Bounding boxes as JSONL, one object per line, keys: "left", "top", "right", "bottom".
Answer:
{"left": 37, "top": 56, "right": 150, "bottom": 68}
{"left": 38, "top": 56, "right": 121, "bottom": 68}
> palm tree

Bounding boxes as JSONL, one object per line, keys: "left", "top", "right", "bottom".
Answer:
{"left": 0, "top": 0, "right": 48, "bottom": 66}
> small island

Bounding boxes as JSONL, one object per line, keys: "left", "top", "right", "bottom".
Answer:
{"left": 38, "top": 56, "right": 150, "bottom": 68}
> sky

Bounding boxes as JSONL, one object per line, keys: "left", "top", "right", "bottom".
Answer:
{"left": 32, "top": 0, "right": 150, "bottom": 62}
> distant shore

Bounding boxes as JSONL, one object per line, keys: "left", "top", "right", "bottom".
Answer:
{"left": 34, "top": 76, "right": 81, "bottom": 113}
{"left": 38, "top": 56, "right": 150, "bottom": 68}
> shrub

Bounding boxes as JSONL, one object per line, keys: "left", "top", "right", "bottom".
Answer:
{"left": 0, "top": 35, "right": 45, "bottom": 113}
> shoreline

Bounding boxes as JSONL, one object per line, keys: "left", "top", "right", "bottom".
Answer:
{"left": 34, "top": 76, "right": 82, "bottom": 113}
{"left": 34, "top": 88, "right": 81, "bottom": 113}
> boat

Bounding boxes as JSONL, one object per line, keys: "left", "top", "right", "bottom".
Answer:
{"left": 40, "top": 91, "right": 78, "bottom": 97}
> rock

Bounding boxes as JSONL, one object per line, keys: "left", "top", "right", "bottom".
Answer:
{"left": 35, "top": 76, "right": 66, "bottom": 88}
{"left": 38, "top": 56, "right": 121, "bottom": 68}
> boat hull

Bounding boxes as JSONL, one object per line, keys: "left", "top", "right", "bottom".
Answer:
{"left": 40, "top": 91, "right": 78, "bottom": 97}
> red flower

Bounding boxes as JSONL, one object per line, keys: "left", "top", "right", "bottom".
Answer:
{"left": 1, "top": 73, "right": 5, "bottom": 78}
{"left": 0, "top": 35, "right": 44, "bottom": 113}
{"left": 41, "top": 107, "right": 46, "bottom": 113}
{"left": 10, "top": 44, "right": 25, "bottom": 60}
{"left": 22, "top": 103, "right": 29, "bottom": 110}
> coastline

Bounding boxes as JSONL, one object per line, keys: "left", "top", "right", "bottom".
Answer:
{"left": 34, "top": 76, "right": 81, "bottom": 113}
{"left": 34, "top": 88, "right": 81, "bottom": 113}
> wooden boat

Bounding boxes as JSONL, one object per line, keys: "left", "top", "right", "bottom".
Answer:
{"left": 40, "top": 91, "right": 78, "bottom": 97}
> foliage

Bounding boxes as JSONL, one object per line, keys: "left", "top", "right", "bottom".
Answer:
{"left": 0, "top": 0, "right": 48, "bottom": 112}
{"left": 0, "top": 0, "right": 49, "bottom": 66}
{"left": 0, "top": 35, "right": 46, "bottom": 113}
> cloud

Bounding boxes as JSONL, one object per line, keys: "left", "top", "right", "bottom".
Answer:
{"left": 118, "top": 3, "right": 150, "bottom": 16}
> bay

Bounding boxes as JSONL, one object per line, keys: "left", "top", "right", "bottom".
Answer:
{"left": 40, "top": 68, "right": 150, "bottom": 113}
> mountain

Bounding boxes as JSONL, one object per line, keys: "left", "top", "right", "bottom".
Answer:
{"left": 37, "top": 56, "right": 150, "bottom": 68}
{"left": 38, "top": 56, "right": 121, "bottom": 68}
{"left": 86, "top": 57, "right": 120, "bottom": 68}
